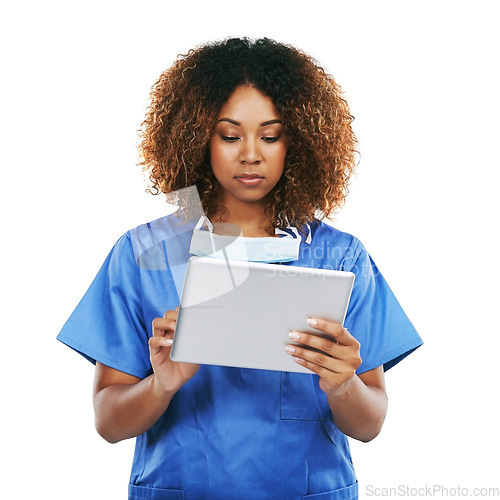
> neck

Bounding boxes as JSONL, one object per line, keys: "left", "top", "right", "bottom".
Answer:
{"left": 210, "top": 195, "right": 276, "bottom": 237}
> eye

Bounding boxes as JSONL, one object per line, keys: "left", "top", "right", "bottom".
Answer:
{"left": 221, "top": 135, "right": 239, "bottom": 143}
{"left": 262, "top": 136, "right": 280, "bottom": 143}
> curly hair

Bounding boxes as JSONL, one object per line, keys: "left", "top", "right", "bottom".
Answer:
{"left": 139, "top": 37, "right": 357, "bottom": 229}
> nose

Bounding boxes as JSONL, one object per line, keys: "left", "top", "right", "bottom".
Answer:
{"left": 239, "top": 139, "right": 262, "bottom": 165}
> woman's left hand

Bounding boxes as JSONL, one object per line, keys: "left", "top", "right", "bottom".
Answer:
{"left": 285, "top": 318, "right": 362, "bottom": 398}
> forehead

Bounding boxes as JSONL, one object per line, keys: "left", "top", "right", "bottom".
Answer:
{"left": 217, "top": 85, "right": 281, "bottom": 121}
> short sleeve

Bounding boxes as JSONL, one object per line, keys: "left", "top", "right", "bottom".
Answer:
{"left": 342, "top": 239, "right": 423, "bottom": 374}
{"left": 56, "top": 233, "right": 152, "bottom": 379}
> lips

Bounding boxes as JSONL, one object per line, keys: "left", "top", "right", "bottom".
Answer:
{"left": 235, "top": 173, "right": 265, "bottom": 186}
{"left": 235, "top": 173, "right": 264, "bottom": 179}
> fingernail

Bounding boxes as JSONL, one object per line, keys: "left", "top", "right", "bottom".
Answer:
{"left": 285, "top": 345, "right": 295, "bottom": 354}
{"left": 166, "top": 338, "right": 174, "bottom": 345}
{"left": 289, "top": 331, "right": 300, "bottom": 341}
{"left": 306, "top": 318, "right": 318, "bottom": 327}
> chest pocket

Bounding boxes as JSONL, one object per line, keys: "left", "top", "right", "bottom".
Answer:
{"left": 280, "top": 372, "right": 333, "bottom": 421}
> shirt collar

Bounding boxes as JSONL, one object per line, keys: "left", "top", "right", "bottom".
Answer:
{"left": 195, "top": 215, "right": 312, "bottom": 244}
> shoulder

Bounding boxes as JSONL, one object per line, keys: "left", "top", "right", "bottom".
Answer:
{"left": 309, "top": 219, "right": 362, "bottom": 247}
{"left": 113, "top": 212, "right": 198, "bottom": 272}
{"left": 293, "top": 219, "right": 367, "bottom": 271}
{"left": 306, "top": 219, "right": 366, "bottom": 266}
{"left": 127, "top": 212, "right": 198, "bottom": 242}
{"left": 124, "top": 212, "right": 198, "bottom": 253}
{"left": 98, "top": 213, "right": 196, "bottom": 272}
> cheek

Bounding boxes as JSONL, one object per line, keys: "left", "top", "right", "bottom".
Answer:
{"left": 209, "top": 141, "right": 231, "bottom": 173}
{"left": 274, "top": 146, "right": 288, "bottom": 175}
{"left": 208, "top": 138, "right": 218, "bottom": 166}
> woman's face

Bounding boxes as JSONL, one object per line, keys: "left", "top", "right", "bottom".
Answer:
{"left": 209, "top": 85, "right": 287, "bottom": 209}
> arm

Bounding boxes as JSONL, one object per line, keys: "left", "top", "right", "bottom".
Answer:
{"left": 286, "top": 319, "right": 388, "bottom": 442}
{"left": 93, "top": 309, "right": 199, "bottom": 443}
{"left": 326, "top": 366, "right": 387, "bottom": 442}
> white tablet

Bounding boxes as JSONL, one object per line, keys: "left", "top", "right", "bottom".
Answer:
{"left": 170, "top": 256, "right": 355, "bottom": 374}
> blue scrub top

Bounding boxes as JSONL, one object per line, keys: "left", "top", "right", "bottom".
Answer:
{"left": 57, "top": 215, "right": 422, "bottom": 500}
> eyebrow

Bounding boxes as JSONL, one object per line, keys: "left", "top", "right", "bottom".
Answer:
{"left": 217, "top": 118, "right": 283, "bottom": 127}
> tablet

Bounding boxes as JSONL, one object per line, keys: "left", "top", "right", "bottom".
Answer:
{"left": 170, "top": 256, "right": 355, "bottom": 374}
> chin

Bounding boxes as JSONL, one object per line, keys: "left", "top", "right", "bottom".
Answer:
{"left": 236, "top": 194, "right": 267, "bottom": 204}
{"left": 228, "top": 187, "right": 268, "bottom": 202}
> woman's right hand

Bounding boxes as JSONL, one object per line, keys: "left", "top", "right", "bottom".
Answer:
{"left": 149, "top": 308, "right": 200, "bottom": 394}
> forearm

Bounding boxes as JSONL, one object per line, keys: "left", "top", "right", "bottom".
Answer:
{"left": 94, "top": 374, "right": 176, "bottom": 443}
{"left": 327, "top": 375, "right": 388, "bottom": 442}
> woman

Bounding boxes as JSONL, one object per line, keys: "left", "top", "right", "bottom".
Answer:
{"left": 58, "top": 37, "right": 422, "bottom": 499}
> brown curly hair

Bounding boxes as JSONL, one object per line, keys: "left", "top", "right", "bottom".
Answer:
{"left": 139, "top": 37, "right": 357, "bottom": 229}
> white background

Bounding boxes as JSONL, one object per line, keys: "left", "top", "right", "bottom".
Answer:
{"left": 1, "top": 1, "right": 499, "bottom": 498}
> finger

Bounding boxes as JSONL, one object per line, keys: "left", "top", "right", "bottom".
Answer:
{"left": 286, "top": 344, "right": 359, "bottom": 384}
{"left": 164, "top": 309, "right": 179, "bottom": 320}
{"left": 152, "top": 317, "right": 176, "bottom": 337}
{"left": 285, "top": 344, "right": 343, "bottom": 374}
{"left": 292, "top": 356, "right": 344, "bottom": 380}
{"left": 149, "top": 336, "right": 174, "bottom": 349}
{"left": 289, "top": 331, "right": 343, "bottom": 358}
{"left": 306, "top": 318, "right": 358, "bottom": 347}
{"left": 149, "top": 336, "right": 174, "bottom": 358}
{"left": 289, "top": 352, "right": 350, "bottom": 383}
{"left": 286, "top": 335, "right": 362, "bottom": 373}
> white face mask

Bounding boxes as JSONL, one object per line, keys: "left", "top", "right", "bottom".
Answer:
{"left": 189, "top": 216, "right": 309, "bottom": 263}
